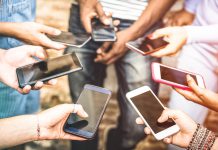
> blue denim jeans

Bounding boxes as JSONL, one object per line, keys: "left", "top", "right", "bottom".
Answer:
{"left": 0, "top": 0, "right": 39, "bottom": 118}
{"left": 67, "top": 4, "right": 160, "bottom": 149}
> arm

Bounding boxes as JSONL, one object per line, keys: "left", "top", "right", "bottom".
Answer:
{"left": 0, "top": 104, "right": 88, "bottom": 149}
{"left": 95, "top": 0, "right": 176, "bottom": 64}
{"left": 184, "top": 25, "right": 218, "bottom": 44}
{"left": 0, "top": 22, "right": 65, "bottom": 50}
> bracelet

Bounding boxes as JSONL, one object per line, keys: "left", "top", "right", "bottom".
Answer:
{"left": 36, "top": 115, "right": 40, "bottom": 140}
{"left": 187, "top": 124, "right": 216, "bottom": 150}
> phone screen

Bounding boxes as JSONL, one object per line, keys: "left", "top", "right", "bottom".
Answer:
{"left": 91, "top": 18, "right": 116, "bottom": 41}
{"left": 17, "top": 53, "right": 82, "bottom": 86}
{"left": 160, "top": 65, "right": 197, "bottom": 86}
{"left": 139, "top": 37, "right": 168, "bottom": 52}
{"left": 64, "top": 86, "right": 111, "bottom": 138}
{"left": 131, "top": 91, "right": 175, "bottom": 133}
{"left": 48, "top": 31, "right": 91, "bottom": 47}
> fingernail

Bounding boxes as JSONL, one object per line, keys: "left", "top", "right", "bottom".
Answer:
{"left": 97, "top": 49, "right": 102, "bottom": 54}
{"left": 104, "top": 19, "right": 110, "bottom": 25}
{"left": 83, "top": 111, "right": 88, "bottom": 117}
{"left": 186, "top": 74, "right": 191, "bottom": 80}
{"left": 54, "top": 29, "right": 61, "bottom": 35}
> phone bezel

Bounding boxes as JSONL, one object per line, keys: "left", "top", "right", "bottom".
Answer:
{"left": 126, "top": 86, "right": 180, "bottom": 140}
{"left": 16, "top": 52, "right": 83, "bottom": 88}
{"left": 151, "top": 62, "right": 205, "bottom": 90}
{"left": 63, "top": 84, "right": 112, "bottom": 139}
{"left": 48, "top": 31, "right": 92, "bottom": 48}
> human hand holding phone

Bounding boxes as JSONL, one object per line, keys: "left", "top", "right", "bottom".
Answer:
{"left": 149, "top": 27, "right": 188, "bottom": 58}
{"left": 175, "top": 75, "right": 218, "bottom": 112}
{"left": 0, "top": 45, "right": 57, "bottom": 94}
{"left": 136, "top": 109, "right": 197, "bottom": 148}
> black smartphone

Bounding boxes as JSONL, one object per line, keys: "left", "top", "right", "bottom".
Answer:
{"left": 48, "top": 31, "right": 91, "bottom": 48}
{"left": 16, "top": 53, "right": 82, "bottom": 88}
{"left": 126, "top": 37, "right": 169, "bottom": 56}
{"left": 91, "top": 18, "right": 116, "bottom": 42}
{"left": 63, "top": 84, "right": 112, "bottom": 139}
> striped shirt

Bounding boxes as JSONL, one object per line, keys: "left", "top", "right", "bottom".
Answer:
{"left": 73, "top": 0, "right": 148, "bottom": 21}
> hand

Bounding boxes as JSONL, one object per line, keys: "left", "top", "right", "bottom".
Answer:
{"left": 94, "top": 29, "right": 132, "bottom": 64}
{"left": 149, "top": 27, "right": 188, "bottom": 58}
{"left": 37, "top": 104, "right": 88, "bottom": 140}
{"left": 136, "top": 109, "right": 197, "bottom": 148}
{"left": 175, "top": 75, "right": 218, "bottom": 112}
{"left": 13, "top": 22, "right": 66, "bottom": 50}
{"left": 79, "top": 0, "right": 111, "bottom": 33}
{"left": 0, "top": 45, "right": 57, "bottom": 94}
{"left": 164, "top": 9, "right": 195, "bottom": 27}
{"left": 205, "top": 111, "right": 218, "bottom": 133}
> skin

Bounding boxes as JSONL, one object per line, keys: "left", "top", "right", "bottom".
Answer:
{"left": 175, "top": 75, "right": 218, "bottom": 112}
{"left": 149, "top": 26, "right": 188, "bottom": 57}
{"left": 136, "top": 109, "right": 218, "bottom": 149}
{"left": 164, "top": 9, "right": 195, "bottom": 27}
{"left": 79, "top": 0, "right": 176, "bottom": 65}
{"left": 0, "top": 22, "right": 66, "bottom": 50}
{"left": 0, "top": 46, "right": 57, "bottom": 94}
{"left": 0, "top": 104, "right": 88, "bottom": 149}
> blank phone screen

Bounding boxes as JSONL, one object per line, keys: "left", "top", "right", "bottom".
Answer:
{"left": 131, "top": 91, "right": 175, "bottom": 133}
{"left": 92, "top": 19, "right": 116, "bottom": 41}
{"left": 65, "top": 88, "right": 110, "bottom": 134}
{"left": 139, "top": 37, "right": 168, "bottom": 52}
{"left": 160, "top": 65, "right": 197, "bottom": 86}
{"left": 19, "top": 53, "right": 82, "bottom": 84}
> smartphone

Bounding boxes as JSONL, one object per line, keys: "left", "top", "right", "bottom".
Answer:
{"left": 91, "top": 18, "right": 116, "bottom": 42}
{"left": 16, "top": 53, "right": 83, "bottom": 88}
{"left": 63, "top": 84, "right": 112, "bottom": 139}
{"left": 126, "top": 37, "right": 169, "bottom": 56}
{"left": 48, "top": 31, "right": 91, "bottom": 48}
{"left": 126, "top": 86, "right": 180, "bottom": 140}
{"left": 152, "top": 62, "right": 205, "bottom": 90}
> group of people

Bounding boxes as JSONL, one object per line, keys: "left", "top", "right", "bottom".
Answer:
{"left": 0, "top": 0, "right": 218, "bottom": 150}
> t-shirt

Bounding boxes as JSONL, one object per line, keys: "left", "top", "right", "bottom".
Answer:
{"left": 72, "top": 0, "right": 148, "bottom": 21}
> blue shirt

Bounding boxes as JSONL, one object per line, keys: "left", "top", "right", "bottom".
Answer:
{"left": 0, "top": 0, "right": 40, "bottom": 118}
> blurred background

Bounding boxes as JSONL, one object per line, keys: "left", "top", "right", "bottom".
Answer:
{"left": 27, "top": 0, "right": 218, "bottom": 150}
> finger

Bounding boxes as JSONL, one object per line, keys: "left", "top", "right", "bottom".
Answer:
{"left": 18, "top": 85, "right": 31, "bottom": 94}
{"left": 113, "top": 19, "right": 120, "bottom": 27}
{"left": 136, "top": 117, "right": 144, "bottom": 124}
{"left": 40, "top": 24, "right": 61, "bottom": 36}
{"left": 97, "top": 42, "right": 112, "bottom": 53}
{"left": 163, "top": 137, "right": 173, "bottom": 144}
{"left": 39, "top": 34, "right": 66, "bottom": 50}
{"left": 47, "top": 79, "right": 57, "bottom": 86}
{"left": 73, "top": 104, "right": 89, "bottom": 118}
{"left": 33, "top": 81, "right": 44, "bottom": 90}
{"left": 95, "top": 50, "right": 114, "bottom": 63}
{"left": 27, "top": 46, "right": 47, "bottom": 60}
{"left": 186, "top": 75, "right": 205, "bottom": 97}
{"left": 81, "top": 12, "right": 97, "bottom": 33}
{"left": 105, "top": 54, "right": 121, "bottom": 65}
{"left": 158, "top": 109, "right": 179, "bottom": 123}
{"left": 150, "top": 27, "right": 172, "bottom": 39}
{"left": 63, "top": 133, "right": 86, "bottom": 141}
{"left": 96, "top": 2, "right": 111, "bottom": 25}
{"left": 150, "top": 42, "right": 178, "bottom": 57}
{"left": 144, "top": 127, "right": 151, "bottom": 134}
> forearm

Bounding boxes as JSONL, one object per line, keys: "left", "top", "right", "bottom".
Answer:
{"left": 127, "top": 0, "right": 175, "bottom": 40}
{"left": 0, "top": 115, "right": 37, "bottom": 149}
{"left": 184, "top": 25, "right": 218, "bottom": 44}
{"left": 211, "top": 138, "right": 218, "bottom": 150}
{"left": 0, "top": 22, "right": 21, "bottom": 37}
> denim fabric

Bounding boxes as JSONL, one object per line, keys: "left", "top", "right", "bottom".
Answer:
{"left": 0, "top": 0, "right": 39, "bottom": 118}
{"left": 66, "top": 4, "right": 160, "bottom": 149}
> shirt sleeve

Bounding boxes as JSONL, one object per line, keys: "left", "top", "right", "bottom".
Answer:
{"left": 183, "top": 25, "right": 218, "bottom": 44}
{"left": 184, "top": 0, "right": 202, "bottom": 14}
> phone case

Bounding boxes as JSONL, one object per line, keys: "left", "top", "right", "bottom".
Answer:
{"left": 151, "top": 62, "right": 206, "bottom": 91}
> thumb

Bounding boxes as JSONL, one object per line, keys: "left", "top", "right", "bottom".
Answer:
{"left": 96, "top": 2, "right": 111, "bottom": 25}
{"left": 27, "top": 46, "right": 47, "bottom": 60}
{"left": 151, "top": 27, "right": 173, "bottom": 39}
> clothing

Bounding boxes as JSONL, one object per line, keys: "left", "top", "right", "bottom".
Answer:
{"left": 184, "top": 0, "right": 201, "bottom": 14}
{"left": 0, "top": 0, "right": 39, "bottom": 118}
{"left": 67, "top": 4, "right": 160, "bottom": 150}
{"left": 168, "top": 0, "right": 218, "bottom": 149}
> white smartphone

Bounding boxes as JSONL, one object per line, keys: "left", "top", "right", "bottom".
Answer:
{"left": 126, "top": 86, "right": 180, "bottom": 140}
{"left": 152, "top": 62, "right": 205, "bottom": 90}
